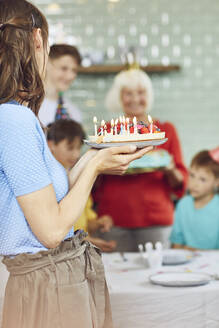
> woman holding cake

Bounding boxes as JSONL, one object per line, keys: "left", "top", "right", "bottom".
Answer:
{"left": 0, "top": 1, "right": 153, "bottom": 327}
{"left": 93, "top": 69, "right": 188, "bottom": 251}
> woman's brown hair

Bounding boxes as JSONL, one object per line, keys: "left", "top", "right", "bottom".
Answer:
{"left": 0, "top": 0, "right": 48, "bottom": 115}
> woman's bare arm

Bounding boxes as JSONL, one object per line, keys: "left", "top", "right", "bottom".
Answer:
{"left": 17, "top": 145, "right": 153, "bottom": 249}
{"left": 17, "top": 159, "right": 98, "bottom": 249}
{"left": 68, "top": 149, "right": 98, "bottom": 188}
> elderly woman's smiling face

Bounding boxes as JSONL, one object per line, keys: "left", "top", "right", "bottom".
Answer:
{"left": 120, "top": 85, "right": 148, "bottom": 117}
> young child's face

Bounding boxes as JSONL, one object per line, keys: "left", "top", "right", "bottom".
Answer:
{"left": 47, "top": 55, "right": 78, "bottom": 92}
{"left": 188, "top": 165, "right": 217, "bottom": 199}
{"left": 48, "top": 137, "right": 82, "bottom": 170}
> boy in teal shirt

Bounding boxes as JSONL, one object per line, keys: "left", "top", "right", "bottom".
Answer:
{"left": 170, "top": 149, "right": 219, "bottom": 250}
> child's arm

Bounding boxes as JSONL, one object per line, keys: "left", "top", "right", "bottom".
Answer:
{"left": 171, "top": 244, "right": 198, "bottom": 251}
{"left": 182, "top": 245, "right": 198, "bottom": 251}
{"left": 172, "top": 243, "right": 184, "bottom": 249}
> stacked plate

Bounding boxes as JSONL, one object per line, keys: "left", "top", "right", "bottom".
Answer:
{"left": 162, "top": 249, "right": 193, "bottom": 265}
{"left": 149, "top": 272, "right": 211, "bottom": 287}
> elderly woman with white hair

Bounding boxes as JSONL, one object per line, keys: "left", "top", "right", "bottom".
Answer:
{"left": 93, "top": 69, "right": 188, "bottom": 251}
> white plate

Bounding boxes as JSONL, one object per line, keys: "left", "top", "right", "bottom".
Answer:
{"left": 84, "top": 138, "right": 168, "bottom": 149}
{"left": 162, "top": 249, "right": 193, "bottom": 265}
{"left": 149, "top": 272, "right": 211, "bottom": 287}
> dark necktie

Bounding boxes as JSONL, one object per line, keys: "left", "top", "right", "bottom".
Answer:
{"left": 55, "top": 92, "right": 70, "bottom": 121}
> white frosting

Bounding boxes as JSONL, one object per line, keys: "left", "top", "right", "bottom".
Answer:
{"left": 88, "top": 132, "right": 165, "bottom": 143}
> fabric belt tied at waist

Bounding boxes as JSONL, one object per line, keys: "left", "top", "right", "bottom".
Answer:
{"left": 3, "top": 240, "right": 97, "bottom": 281}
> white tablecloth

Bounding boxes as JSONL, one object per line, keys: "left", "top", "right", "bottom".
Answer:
{"left": 102, "top": 252, "right": 219, "bottom": 328}
{"left": 1, "top": 252, "right": 219, "bottom": 327}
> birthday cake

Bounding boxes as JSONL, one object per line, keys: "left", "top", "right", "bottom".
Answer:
{"left": 88, "top": 116, "right": 165, "bottom": 144}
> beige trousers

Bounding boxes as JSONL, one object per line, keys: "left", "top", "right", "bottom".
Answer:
{"left": 1, "top": 232, "right": 113, "bottom": 328}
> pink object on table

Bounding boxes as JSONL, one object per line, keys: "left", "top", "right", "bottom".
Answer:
{"left": 209, "top": 146, "right": 219, "bottom": 164}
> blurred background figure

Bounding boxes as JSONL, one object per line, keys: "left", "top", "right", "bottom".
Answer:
{"left": 47, "top": 119, "right": 116, "bottom": 252}
{"left": 39, "top": 44, "right": 82, "bottom": 126}
{"left": 170, "top": 148, "right": 219, "bottom": 250}
{"left": 93, "top": 69, "right": 188, "bottom": 251}
{"left": 34, "top": 0, "right": 219, "bottom": 166}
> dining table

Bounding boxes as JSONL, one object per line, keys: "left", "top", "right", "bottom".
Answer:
{"left": 102, "top": 251, "right": 219, "bottom": 328}
{"left": 0, "top": 251, "right": 219, "bottom": 327}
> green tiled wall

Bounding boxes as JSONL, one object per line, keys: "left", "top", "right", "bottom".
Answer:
{"left": 34, "top": 0, "right": 219, "bottom": 164}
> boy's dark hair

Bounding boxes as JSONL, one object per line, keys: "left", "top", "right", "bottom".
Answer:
{"left": 191, "top": 150, "right": 219, "bottom": 178}
{"left": 49, "top": 44, "right": 81, "bottom": 65}
{"left": 47, "top": 119, "right": 86, "bottom": 145}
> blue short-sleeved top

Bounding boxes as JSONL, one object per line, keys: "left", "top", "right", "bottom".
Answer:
{"left": 170, "top": 194, "right": 219, "bottom": 249}
{"left": 0, "top": 101, "right": 74, "bottom": 256}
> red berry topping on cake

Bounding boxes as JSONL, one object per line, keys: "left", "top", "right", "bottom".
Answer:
{"left": 140, "top": 127, "right": 149, "bottom": 134}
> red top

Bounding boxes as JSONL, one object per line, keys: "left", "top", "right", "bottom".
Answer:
{"left": 93, "top": 120, "right": 188, "bottom": 228}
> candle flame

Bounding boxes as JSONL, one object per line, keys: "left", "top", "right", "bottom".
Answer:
{"left": 115, "top": 118, "right": 119, "bottom": 125}
{"left": 93, "top": 116, "right": 97, "bottom": 123}
{"left": 111, "top": 119, "right": 114, "bottom": 126}
{"left": 133, "top": 116, "right": 137, "bottom": 124}
{"left": 101, "top": 120, "right": 105, "bottom": 126}
{"left": 126, "top": 117, "right": 130, "bottom": 123}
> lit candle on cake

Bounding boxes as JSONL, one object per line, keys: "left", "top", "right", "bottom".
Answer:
{"left": 133, "top": 116, "right": 137, "bottom": 134}
{"left": 100, "top": 120, "right": 105, "bottom": 136}
{"left": 148, "top": 115, "right": 153, "bottom": 133}
{"left": 111, "top": 119, "right": 114, "bottom": 135}
{"left": 93, "top": 116, "right": 97, "bottom": 136}
{"left": 123, "top": 116, "right": 126, "bottom": 133}
{"left": 104, "top": 124, "right": 107, "bottom": 136}
{"left": 126, "top": 117, "right": 130, "bottom": 134}
{"left": 119, "top": 116, "right": 123, "bottom": 135}
{"left": 115, "top": 118, "right": 118, "bottom": 135}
